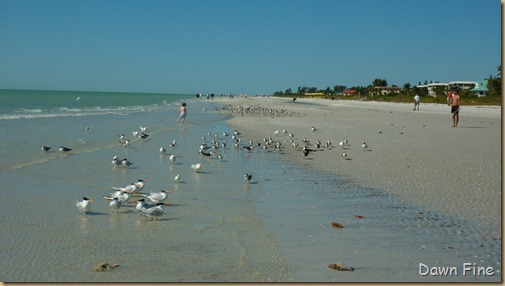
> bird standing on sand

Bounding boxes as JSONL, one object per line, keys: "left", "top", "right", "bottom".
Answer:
{"left": 75, "top": 197, "right": 93, "bottom": 214}
{"left": 139, "top": 203, "right": 168, "bottom": 220}
{"left": 121, "top": 158, "right": 134, "bottom": 168}
{"left": 191, "top": 162, "right": 202, "bottom": 172}
{"left": 342, "top": 152, "right": 348, "bottom": 160}
{"left": 109, "top": 197, "right": 122, "bottom": 213}
{"left": 361, "top": 142, "right": 368, "bottom": 151}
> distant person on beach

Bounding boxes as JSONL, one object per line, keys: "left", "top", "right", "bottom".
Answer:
{"left": 450, "top": 91, "right": 460, "bottom": 127}
{"left": 177, "top": 102, "right": 187, "bottom": 124}
{"left": 413, "top": 94, "right": 420, "bottom": 111}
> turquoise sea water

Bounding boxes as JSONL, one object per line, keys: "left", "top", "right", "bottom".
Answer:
{"left": 0, "top": 90, "right": 500, "bottom": 282}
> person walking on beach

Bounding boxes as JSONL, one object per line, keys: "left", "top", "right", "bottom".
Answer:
{"left": 450, "top": 91, "right": 460, "bottom": 127}
{"left": 413, "top": 94, "right": 420, "bottom": 111}
{"left": 177, "top": 103, "right": 187, "bottom": 124}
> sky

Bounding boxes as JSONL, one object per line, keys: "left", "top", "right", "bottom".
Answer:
{"left": 0, "top": 0, "right": 501, "bottom": 95}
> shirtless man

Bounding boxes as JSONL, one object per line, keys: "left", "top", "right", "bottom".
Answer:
{"left": 450, "top": 91, "right": 460, "bottom": 127}
{"left": 177, "top": 103, "right": 187, "bottom": 124}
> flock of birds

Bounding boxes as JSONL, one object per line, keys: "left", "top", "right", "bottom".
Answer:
{"left": 68, "top": 121, "right": 370, "bottom": 221}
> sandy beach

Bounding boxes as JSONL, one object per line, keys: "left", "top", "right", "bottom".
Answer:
{"left": 214, "top": 96, "right": 502, "bottom": 232}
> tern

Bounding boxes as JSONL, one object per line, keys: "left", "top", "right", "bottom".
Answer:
{"left": 121, "top": 158, "right": 134, "bottom": 168}
{"left": 112, "top": 156, "right": 122, "bottom": 166}
{"left": 109, "top": 197, "right": 122, "bottom": 213}
{"left": 342, "top": 152, "right": 348, "bottom": 160}
{"left": 41, "top": 145, "right": 51, "bottom": 151}
{"left": 135, "top": 198, "right": 155, "bottom": 213}
{"left": 160, "top": 147, "right": 167, "bottom": 154}
{"left": 59, "top": 146, "right": 72, "bottom": 152}
{"left": 191, "top": 162, "right": 202, "bottom": 173}
{"left": 140, "top": 126, "right": 148, "bottom": 132}
{"left": 169, "top": 154, "right": 176, "bottom": 164}
{"left": 174, "top": 174, "right": 180, "bottom": 183}
{"left": 361, "top": 142, "right": 368, "bottom": 151}
{"left": 75, "top": 197, "right": 93, "bottom": 214}
{"left": 311, "top": 126, "right": 317, "bottom": 131}
{"left": 244, "top": 173, "right": 252, "bottom": 182}
{"left": 139, "top": 203, "right": 168, "bottom": 220}
{"left": 217, "top": 154, "right": 223, "bottom": 160}
{"left": 170, "top": 140, "right": 177, "bottom": 148}
{"left": 143, "top": 190, "right": 171, "bottom": 203}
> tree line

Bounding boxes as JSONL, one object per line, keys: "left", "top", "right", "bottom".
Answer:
{"left": 273, "top": 66, "right": 502, "bottom": 98}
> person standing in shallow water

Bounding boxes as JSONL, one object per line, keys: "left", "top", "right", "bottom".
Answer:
{"left": 177, "top": 102, "right": 187, "bottom": 124}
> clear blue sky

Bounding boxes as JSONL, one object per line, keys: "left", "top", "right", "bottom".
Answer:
{"left": 0, "top": 0, "right": 501, "bottom": 94}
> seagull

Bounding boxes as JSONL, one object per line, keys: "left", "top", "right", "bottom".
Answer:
{"left": 121, "top": 158, "right": 134, "bottom": 168}
{"left": 169, "top": 154, "right": 176, "bottom": 164}
{"left": 342, "top": 151, "right": 348, "bottom": 160}
{"left": 174, "top": 174, "right": 180, "bottom": 183}
{"left": 139, "top": 202, "right": 168, "bottom": 220}
{"left": 59, "top": 146, "right": 72, "bottom": 152}
{"left": 361, "top": 142, "right": 368, "bottom": 151}
{"left": 191, "top": 162, "right": 202, "bottom": 173}
{"left": 75, "top": 197, "right": 93, "bottom": 214}
{"left": 244, "top": 174, "right": 252, "bottom": 182}
{"left": 41, "top": 145, "right": 51, "bottom": 151}
{"left": 160, "top": 147, "right": 167, "bottom": 154}
{"left": 142, "top": 190, "right": 171, "bottom": 203}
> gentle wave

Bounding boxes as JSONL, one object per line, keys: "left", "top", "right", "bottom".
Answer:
{"left": 1, "top": 104, "right": 164, "bottom": 120}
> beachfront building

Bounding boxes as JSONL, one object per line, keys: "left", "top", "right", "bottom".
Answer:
{"left": 371, "top": 86, "right": 403, "bottom": 96}
{"left": 416, "top": 83, "right": 449, "bottom": 97}
{"left": 342, "top": 89, "right": 356, "bottom": 96}
{"left": 448, "top": 81, "right": 477, "bottom": 91}
{"left": 469, "top": 79, "right": 488, "bottom": 97}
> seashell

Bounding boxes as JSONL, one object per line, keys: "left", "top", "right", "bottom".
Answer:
{"left": 331, "top": 222, "right": 344, "bottom": 229}
{"left": 328, "top": 263, "right": 354, "bottom": 271}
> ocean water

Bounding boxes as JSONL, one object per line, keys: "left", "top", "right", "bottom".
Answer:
{"left": 0, "top": 90, "right": 500, "bottom": 282}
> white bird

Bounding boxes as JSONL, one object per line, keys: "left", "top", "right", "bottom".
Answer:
{"left": 282, "top": 129, "right": 287, "bottom": 134}
{"left": 132, "top": 131, "right": 139, "bottom": 137}
{"left": 274, "top": 130, "right": 279, "bottom": 136}
{"left": 339, "top": 141, "right": 345, "bottom": 149}
{"left": 169, "top": 154, "right": 176, "bottom": 164}
{"left": 139, "top": 203, "right": 168, "bottom": 220}
{"left": 140, "top": 126, "right": 148, "bottom": 132}
{"left": 160, "top": 147, "right": 167, "bottom": 154}
{"left": 191, "top": 162, "right": 202, "bottom": 172}
{"left": 244, "top": 173, "right": 252, "bottom": 182}
{"left": 133, "top": 179, "right": 148, "bottom": 192}
{"left": 109, "top": 197, "right": 122, "bottom": 213}
{"left": 75, "top": 197, "right": 93, "bottom": 214}
{"left": 170, "top": 140, "right": 177, "bottom": 148}
{"left": 142, "top": 190, "right": 171, "bottom": 203}
{"left": 311, "top": 126, "right": 317, "bottom": 131}
{"left": 342, "top": 151, "right": 348, "bottom": 160}
{"left": 361, "top": 142, "right": 368, "bottom": 151}
{"left": 217, "top": 154, "right": 223, "bottom": 160}
{"left": 174, "top": 174, "right": 180, "bottom": 183}
{"left": 135, "top": 198, "right": 155, "bottom": 213}
{"left": 222, "top": 132, "right": 229, "bottom": 137}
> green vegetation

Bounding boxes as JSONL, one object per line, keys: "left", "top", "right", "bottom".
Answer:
{"left": 273, "top": 67, "right": 502, "bottom": 106}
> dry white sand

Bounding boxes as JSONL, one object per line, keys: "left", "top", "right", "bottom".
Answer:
{"left": 213, "top": 96, "right": 502, "bottom": 231}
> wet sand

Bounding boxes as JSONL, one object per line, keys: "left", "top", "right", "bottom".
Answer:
{"left": 214, "top": 96, "right": 502, "bottom": 232}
